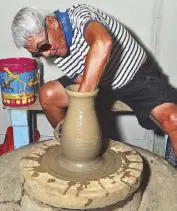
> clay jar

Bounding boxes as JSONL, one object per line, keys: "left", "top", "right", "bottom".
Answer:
{"left": 59, "top": 84, "right": 103, "bottom": 171}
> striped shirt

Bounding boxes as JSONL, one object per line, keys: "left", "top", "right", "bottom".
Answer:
{"left": 52, "top": 4, "right": 147, "bottom": 89}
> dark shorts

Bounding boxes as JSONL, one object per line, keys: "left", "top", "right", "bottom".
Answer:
{"left": 56, "top": 75, "right": 75, "bottom": 88}
{"left": 56, "top": 60, "right": 177, "bottom": 130}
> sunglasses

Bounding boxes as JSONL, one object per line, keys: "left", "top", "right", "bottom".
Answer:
{"left": 31, "top": 18, "right": 52, "bottom": 57}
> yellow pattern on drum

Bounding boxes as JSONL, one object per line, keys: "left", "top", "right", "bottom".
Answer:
{"left": 2, "top": 92, "right": 34, "bottom": 100}
{"left": 22, "top": 99, "right": 27, "bottom": 104}
{"left": 16, "top": 100, "right": 21, "bottom": 104}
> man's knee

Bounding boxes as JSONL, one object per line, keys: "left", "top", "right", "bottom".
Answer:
{"left": 151, "top": 103, "right": 177, "bottom": 133}
{"left": 159, "top": 107, "right": 177, "bottom": 134}
{"left": 162, "top": 114, "right": 177, "bottom": 134}
{"left": 39, "top": 80, "right": 68, "bottom": 108}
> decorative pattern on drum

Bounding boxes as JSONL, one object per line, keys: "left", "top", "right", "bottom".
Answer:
{"left": 0, "top": 57, "right": 39, "bottom": 107}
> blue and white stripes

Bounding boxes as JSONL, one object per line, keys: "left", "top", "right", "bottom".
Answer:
{"left": 53, "top": 4, "right": 147, "bottom": 89}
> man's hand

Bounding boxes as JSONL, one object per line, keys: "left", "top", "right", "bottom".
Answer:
{"left": 78, "top": 21, "right": 112, "bottom": 92}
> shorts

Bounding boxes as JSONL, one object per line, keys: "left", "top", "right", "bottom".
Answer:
{"left": 112, "top": 59, "right": 177, "bottom": 129}
{"left": 56, "top": 75, "right": 74, "bottom": 88}
{"left": 56, "top": 59, "right": 177, "bottom": 130}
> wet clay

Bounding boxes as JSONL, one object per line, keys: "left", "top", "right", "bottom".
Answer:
{"left": 20, "top": 85, "right": 143, "bottom": 209}
{"left": 20, "top": 140, "right": 143, "bottom": 209}
{"left": 60, "top": 85, "right": 103, "bottom": 171}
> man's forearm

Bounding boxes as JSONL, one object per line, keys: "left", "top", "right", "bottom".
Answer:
{"left": 78, "top": 40, "right": 111, "bottom": 92}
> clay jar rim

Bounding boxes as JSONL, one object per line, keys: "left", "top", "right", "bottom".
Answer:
{"left": 66, "top": 84, "right": 99, "bottom": 97}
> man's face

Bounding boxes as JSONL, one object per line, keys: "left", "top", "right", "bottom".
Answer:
{"left": 26, "top": 16, "right": 68, "bottom": 58}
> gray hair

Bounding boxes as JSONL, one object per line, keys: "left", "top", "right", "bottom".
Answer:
{"left": 11, "top": 6, "right": 55, "bottom": 48}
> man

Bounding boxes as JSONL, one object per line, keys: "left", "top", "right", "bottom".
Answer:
{"left": 11, "top": 4, "right": 177, "bottom": 155}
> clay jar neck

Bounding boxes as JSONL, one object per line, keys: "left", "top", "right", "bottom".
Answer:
{"left": 66, "top": 85, "right": 97, "bottom": 109}
{"left": 59, "top": 84, "right": 103, "bottom": 171}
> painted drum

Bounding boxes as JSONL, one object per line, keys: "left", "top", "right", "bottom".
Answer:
{"left": 0, "top": 57, "right": 39, "bottom": 107}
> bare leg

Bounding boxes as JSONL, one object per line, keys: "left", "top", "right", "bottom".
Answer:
{"left": 39, "top": 80, "right": 69, "bottom": 128}
{"left": 150, "top": 103, "right": 177, "bottom": 155}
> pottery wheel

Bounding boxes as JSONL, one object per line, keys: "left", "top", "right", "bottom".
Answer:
{"left": 20, "top": 140, "right": 143, "bottom": 209}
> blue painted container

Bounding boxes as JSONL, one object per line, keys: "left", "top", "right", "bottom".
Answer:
{"left": 0, "top": 57, "right": 39, "bottom": 107}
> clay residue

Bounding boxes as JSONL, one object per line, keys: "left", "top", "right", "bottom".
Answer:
{"left": 63, "top": 181, "right": 76, "bottom": 195}
{"left": 98, "top": 179, "right": 109, "bottom": 197}
{"left": 108, "top": 175, "right": 116, "bottom": 184}
{"left": 47, "top": 179, "right": 55, "bottom": 183}
{"left": 63, "top": 181, "right": 90, "bottom": 197}
{"left": 76, "top": 181, "right": 90, "bottom": 197}
{"left": 32, "top": 172, "right": 39, "bottom": 177}
{"left": 85, "top": 198, "right": 93, "bottom": 207}
{"left": 21, "top": 141, "right": 143, "bottom": 206}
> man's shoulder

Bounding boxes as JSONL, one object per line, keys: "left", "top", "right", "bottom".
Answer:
{"left": 69, "top": 4, "right": 95, "bottom": 10}
{"left": 68, "top": 4, "right": 98, "bottom": 15}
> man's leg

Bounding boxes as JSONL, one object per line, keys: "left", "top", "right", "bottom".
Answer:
{"left": 39, "top": 80, "right": 69, "bottom": 128}
{"left": 150, "top": 102, "right": 177, "bottom": 155}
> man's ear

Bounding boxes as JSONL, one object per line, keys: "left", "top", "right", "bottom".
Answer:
{"left": 46, "top": 16, "right": 60, "bottom": 29}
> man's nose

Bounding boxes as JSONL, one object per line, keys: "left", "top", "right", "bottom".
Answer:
{"left": 42, "top": 51, "right": 50, "bottom": 58}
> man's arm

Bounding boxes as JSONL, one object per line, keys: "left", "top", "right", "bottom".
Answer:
{"left": 78, "top": 21, "right": 112, "bottom": 92}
